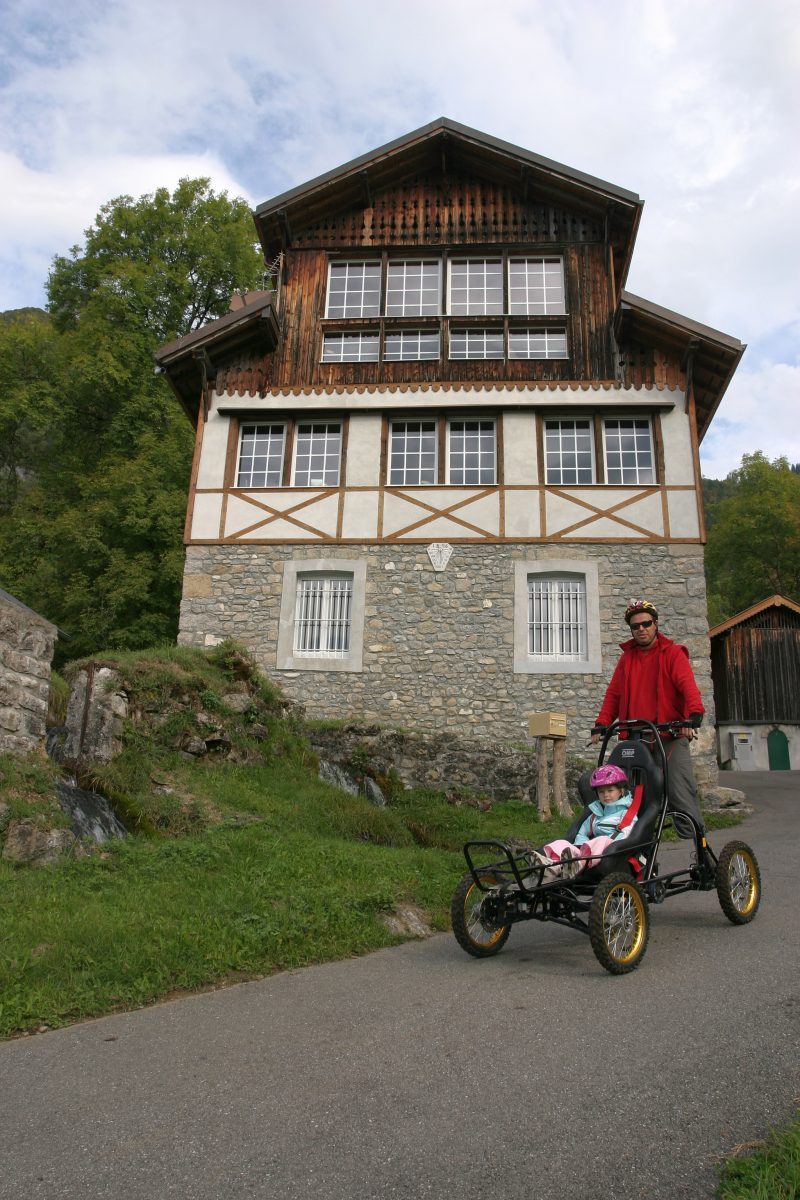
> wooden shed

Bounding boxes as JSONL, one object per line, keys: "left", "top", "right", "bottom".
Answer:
{"left": 710, "top": 595, "right": 800, "bottom": 771}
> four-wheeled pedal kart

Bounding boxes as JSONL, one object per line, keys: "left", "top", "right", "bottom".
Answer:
{"left": 451, "top": 719, "right": 761, "bottom": 974}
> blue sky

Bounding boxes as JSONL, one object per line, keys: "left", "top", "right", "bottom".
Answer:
{"left": 1, "top": 0, "right": 798, "bottom": 478}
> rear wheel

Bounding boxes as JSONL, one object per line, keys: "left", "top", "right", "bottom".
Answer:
{"left": 716, "top": 841, "right": 761, "bottom": 924}
{"left": 589, "top": 872, "right": 649, "bottom": 974}
{"left": 451, "top": 872, "right": 511, "bottom": 957}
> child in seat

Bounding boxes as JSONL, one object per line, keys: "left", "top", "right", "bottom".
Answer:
{"left": 531, "top": 764, "right": 637, "bottom": 880}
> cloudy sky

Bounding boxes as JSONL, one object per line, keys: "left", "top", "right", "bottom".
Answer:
{"left": 1, "top": 0, "right": 798, "bottom": 478}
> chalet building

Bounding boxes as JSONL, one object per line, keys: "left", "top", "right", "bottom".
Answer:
{"left": 710, "top": 595, "right": 800, "bottom": 771}
{"left": 155, "top": 119, "right": 744, "bottom": 780}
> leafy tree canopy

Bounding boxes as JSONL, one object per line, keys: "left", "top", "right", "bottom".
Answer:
{"left": 705, "top": 452, "right": 800, "bottom": 625}
{"left": 0, "top": 179, "right": 264, "bottom": 661}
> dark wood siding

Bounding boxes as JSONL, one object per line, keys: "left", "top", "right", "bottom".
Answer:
{"left": 711, "top": 609, "right": 800, "bottom": 722}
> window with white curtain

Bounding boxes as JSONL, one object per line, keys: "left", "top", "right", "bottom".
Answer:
{"left": 527, "top": 575, "right": 587, "bottom": 660}
{"left": 293, "top": 575, "right": 353, "bottom": 658}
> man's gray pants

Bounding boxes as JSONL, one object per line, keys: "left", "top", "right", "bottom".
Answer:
{"left": 663, "top": 736, "right": 703, "bottom": 834}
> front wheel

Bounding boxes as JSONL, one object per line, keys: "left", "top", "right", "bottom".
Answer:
{"left": 451, "top": 872, "right": 511, "bottom": 957}
{"left": 589, "top": 872, "right": 649, "bottom": 974}
{"left": 716, "top": 841, "right": 761, "bottom": 924}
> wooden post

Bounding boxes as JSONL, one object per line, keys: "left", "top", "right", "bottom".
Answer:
{"left": 552, "top": 738, "right": 569, "bottom": 816}
{"left": 536, "top": 739, "right": 551, "bottom": 819}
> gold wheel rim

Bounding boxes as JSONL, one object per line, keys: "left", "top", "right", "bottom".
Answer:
{"left": 728, "top": 851, "right": 758, "bottom": 915}
{"left": 602, "top": 883, "right": 646, "bottom": 964}
{"left": 465, "top": 878, "right": 506, "bottom": 948}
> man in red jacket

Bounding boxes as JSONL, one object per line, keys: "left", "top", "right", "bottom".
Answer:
{"left": 592, "top": 599, "right": 705, "bottom": 834}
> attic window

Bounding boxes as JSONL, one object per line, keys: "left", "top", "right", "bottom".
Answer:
{"left": 325, "top": 261, "right": 381, "bottom": 318}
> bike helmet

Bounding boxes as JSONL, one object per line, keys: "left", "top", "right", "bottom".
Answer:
{"left": 624, "top": 598, "right": 658, "bottom": 626}
{"left": 589, "top": 764, "right": 629, "bottom": 789}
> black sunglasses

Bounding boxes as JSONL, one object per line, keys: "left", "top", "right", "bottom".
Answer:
{"left": 630, "top": 619, "right": 655, "bottom": 630}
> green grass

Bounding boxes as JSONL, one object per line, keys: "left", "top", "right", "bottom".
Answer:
{"left": 716, "top": 1114, "right": 800, "bottom": 1199}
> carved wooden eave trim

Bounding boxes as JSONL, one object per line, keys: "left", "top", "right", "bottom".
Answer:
{"left": 214, "top": 380, "right": 681, "bottom": 414}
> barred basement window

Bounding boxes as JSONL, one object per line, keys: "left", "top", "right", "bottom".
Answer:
{"left": 294, "top": 575, "right": 353, "bottom": 658}
{"left": 528, "top": 576, "right": 587, "bottom": 661}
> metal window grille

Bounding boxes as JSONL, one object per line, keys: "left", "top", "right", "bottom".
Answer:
{"left": 509, "top": 328, "right": 568, "bottom": 360}
{"left": 325, "top": 261, "right": 381, "bottom": 318}
{"left": 544, "top": 419, "right": 595, "bottom": 485}
{"left": 449, "top": 259, "right": 504, "bottom": 315}
{"left": 322, "top": 332, "right": 380, "bottom": 362}
{"left": 509, "top": 258, "right": 565, "bottom": 315}
{"left": 384, "top": 330, "right": 440, "bottom": 361}
{"left": 448, "top": 419, "right": 496, "bottom": 485}
{"left": 604, "top": 418, "right": 655, "bottom": 485}
{"left": 528, "top": 577, "right": 587, "bottom": 660}
{"left": 237, "top": 423, "right": 285, "bottom": 487}
{"left": 389, "top": 420, "right": 437, "bottom": 485}
{"left": 293, "top": 422, "right": 342, "bottom": 487}
{"left": 294, "top": 576, "right": 353, "bottom": 657}
{"left": 449, "top": 329, "right": 504, "bottom": 360}
{"left": 386, "top": 261, "right": 441, "bottom": 316}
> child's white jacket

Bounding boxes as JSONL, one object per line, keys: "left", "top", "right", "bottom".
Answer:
{"left": 574, "top": 792, "right": 636, "bottom": 845}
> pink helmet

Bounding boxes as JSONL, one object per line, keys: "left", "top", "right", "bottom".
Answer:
{"left": 590, "top": 764, "right": 629, "bottom": 789}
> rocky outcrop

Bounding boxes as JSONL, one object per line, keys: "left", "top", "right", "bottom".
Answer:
{"left": 0, "top": 590, "right": 58, "bottom": 755}
{"left": 62, "top": 665, "right": 128, "bottom": 764}
{"left": 2, "top": 819, "right": 75, "bottom": 866}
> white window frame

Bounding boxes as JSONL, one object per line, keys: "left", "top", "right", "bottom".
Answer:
{"left": 292, "top": 421, "right": 342, "bottom": 488}
{"left": 448, "top": 258, "right": 504, "bottom": 315}
{"left": 508, "top": 257, "right": 566, "bottom": 315}
{"left": 321, "top": 332, "right": 380, "bottom": 362}
{"left": 277, "top": 559, "right": 366, "bottom": 672}
{"left": 447, "top": 418, "right": 496, "bottom": 485}
{"left": 385, "top": 260, "right": 441, "bottom": 316}
{"left": 384, "top": 330, "right": 440, "bottom": 361}
{"left": 449, "top": 329, "right": 504, "bottom": 360}
{"left": 389, "top": 419, "right": 438, "bottom": 486}
{"left": 603, "top": 417, "right": 655, "bottom": 485}
{"left": 236, "top": 422, "right": 286, "bottom": 488}
{"left": 325, "top": 261, "right": 381, "bottom": 318}
{"left": 509, "top": 328, "right": 568, "bottom": 360}
{"left": 544, "top": 418, "right": 596, "bottom": 485}
{"left": 513, "top": 560, "right": 601, "bottom": 674}
{"left": 293, "top": 575, "right": 353, "bottom": 658}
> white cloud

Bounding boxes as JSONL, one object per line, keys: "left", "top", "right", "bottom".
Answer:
{"left": 700, "top": 362, "right": 800, "bottom": 478}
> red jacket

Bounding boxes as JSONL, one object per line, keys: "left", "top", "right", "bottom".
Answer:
{"left": 596, "top": 633, "right": 704, "bottom": 733}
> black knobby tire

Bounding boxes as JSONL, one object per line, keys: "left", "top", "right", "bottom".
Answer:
{"left": 451, "top": 872, "right": 511, "bottom": 958}
{"left": 588, "top": 871, "right": 650, "bottom": 975}
{"left": 716, "top": 841, "right": 761, "bottom": 925}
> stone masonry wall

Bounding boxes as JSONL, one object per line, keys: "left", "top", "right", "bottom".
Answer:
{"left": 178, "top": 542, "right": 717, "bottom": 786}
{"left": 0, "top": 596, "right": 56, "bottom": 755}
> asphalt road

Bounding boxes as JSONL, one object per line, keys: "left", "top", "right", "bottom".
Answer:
{"left": 1, "top": 771, "right": 797, "bottom": 1200}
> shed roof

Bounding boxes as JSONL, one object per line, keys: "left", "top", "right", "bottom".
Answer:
{"left": 709, "top": 595, "right": 800, "bottom": 638}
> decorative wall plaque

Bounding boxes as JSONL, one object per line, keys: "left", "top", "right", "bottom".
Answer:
{"left": 427, "top": 543, "right": 453, "bottom": 571}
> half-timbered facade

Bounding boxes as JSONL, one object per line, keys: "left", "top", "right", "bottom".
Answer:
{"left": 156, "top": 120, "right": 744, "bottom": 774}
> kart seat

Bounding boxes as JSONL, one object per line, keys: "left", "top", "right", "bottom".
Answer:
{"left": 566, "top": 740, "right": 664, "bottom": 880}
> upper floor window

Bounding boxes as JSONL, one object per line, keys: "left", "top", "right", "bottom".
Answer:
{"left": 384, "top": 330, "right": 440, "bottom": 361}
{"left": 449, "top": 329, "right": 504, "bottom": 360}
{"left": 322, "top": 332, "right": 380, "bottom": 362}
{"left": 545, "top": 419, "right": 595, "bottom": 485}
{"left": 325, "top": 262, "right": 381, "bottom": 318}
{"left": 449, "top": 259, "right": 504, "bottom": 315}
{"left": 237, "top": 422, "right": 285, "bottom": 488}
{"left": 509, "top": 328, "right": 568, "bottom": 360}
{"left": 604, "top": 418, "right": 655, "bottom": 485}
{"left": 386, "top": 260, "right": 441, "bottom": 316}
{"left": 294, "top": 422, "right": 342, "bottom": 487}
{"left": 509, "top": 258, "right": 566, "bottom": 314}
{"left": 448, "top": 418, "right": 496, "bottom": 485}
{"left": 389, "top": 420, "right": 438, "bottom": 486}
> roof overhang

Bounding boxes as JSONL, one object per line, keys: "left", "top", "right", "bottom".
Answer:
{"left": 254, "top": 118, "right": 643, "bottom": 288}
{"left": 154, "top": 292, "right": 279, "bottom": 422}
{"left": 616, "top": 291, "right": 745, "bottom": 442}
{"left": 709, "top": 594, "right": 800, "bottom": 638}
